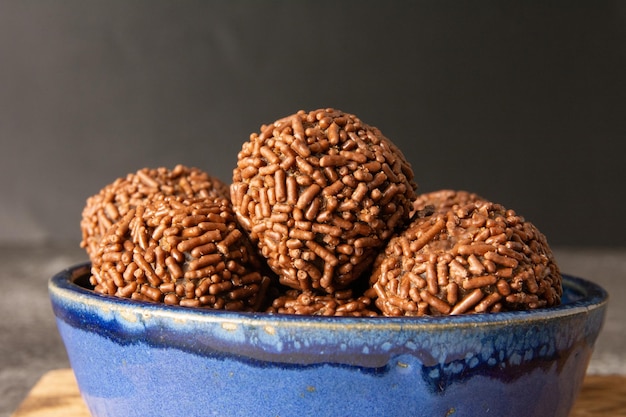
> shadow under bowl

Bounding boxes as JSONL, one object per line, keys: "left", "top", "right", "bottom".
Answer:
{"left": 49, "top": 262, "right": 608, "bottom": 417}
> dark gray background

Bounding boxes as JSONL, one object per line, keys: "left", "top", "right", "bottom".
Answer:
{"left": 1, "top": 1, "right": 625, "bottom": 248}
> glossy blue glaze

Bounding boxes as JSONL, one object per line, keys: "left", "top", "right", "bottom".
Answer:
{"left": 49, "top": 263, "right": 607, "bottom": 417}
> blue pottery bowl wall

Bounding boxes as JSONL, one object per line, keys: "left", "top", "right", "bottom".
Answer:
{"left": 49, "top": 263, "right": 607, "bottom": 417}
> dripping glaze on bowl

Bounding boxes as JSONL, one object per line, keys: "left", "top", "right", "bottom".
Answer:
{"left": 49, "top": 262, "right": 607, "bottom": 417}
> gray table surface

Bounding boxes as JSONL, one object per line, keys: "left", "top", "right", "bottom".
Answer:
{"left": 1, "top": 244, "right": 624, "bottom": 417}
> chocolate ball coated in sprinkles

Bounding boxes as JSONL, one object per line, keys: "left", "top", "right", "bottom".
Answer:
{"left": 267, "top": 289, "right": 379, "bottom": 317}
{"left": 80, "top": 165, "right": 230, "bottom": 261}
{"left": 412, "top": 189, "right": 487, "bottom": 217}
{"left": 89, "top": 196, "right": 271, "bottom": 311}
{"left": 370, "top": 201, "right": 562, "bottom": 316}
{"left": 231, "top": 108, "right": 418, "bottom": 294}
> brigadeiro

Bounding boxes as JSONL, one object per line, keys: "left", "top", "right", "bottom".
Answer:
{"left": 412, "top": 189, "right": 487, "bottom": 217}
{"left": 267, "top": 288, "right": 379, "bottom": 317}
{"left": 369, "top": 201, "right": 562, "bottom": 316}
{"left": 80, "top": 165, "right": 230, "bottom": 261}
{"left": 89, "top": 195, "right": 271, "bottom": 311}
{"left": 231, "top": 108, "right": 418, "bottom": 294}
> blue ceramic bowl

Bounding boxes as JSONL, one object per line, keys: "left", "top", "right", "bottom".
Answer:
{"left": 49, "top": 262, "right": 607, "bottom": 417}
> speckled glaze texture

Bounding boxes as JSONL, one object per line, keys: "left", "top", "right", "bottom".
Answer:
{"left": 49, "top": 263, "right": 607, "bottom": 417}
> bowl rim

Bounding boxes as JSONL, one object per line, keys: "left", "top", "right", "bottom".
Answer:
{"left": 49, "top": 261, "right": 608, "bottom": 331}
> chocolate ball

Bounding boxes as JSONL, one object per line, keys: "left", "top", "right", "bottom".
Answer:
{"left": 89, "top": 196, "right": 270, "bottom": 311}
{"left": 370, "top": 201, "right": 562, "bottom": 316}
{"left": 412, "top": 189, "right": 487, "bottom": 216}
{"left": 267, "top": 289, "right": 379, "bottom": 317}
{"left": 231, "top": 108, "right": 418, "bottom": 293}
{"left": 81, "top": 165, "right": 230, "bottom": 260}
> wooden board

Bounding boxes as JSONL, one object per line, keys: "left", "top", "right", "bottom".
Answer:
{"left": 11, "top": 369, "right": 89, "bottom": 417}
{"left": 11, "top": 369, "right": 626, "bottom": 417}
{"left": 570, "top": 375, "right": 626, "bottom": 417}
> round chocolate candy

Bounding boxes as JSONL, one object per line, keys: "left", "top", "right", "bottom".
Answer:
{"left": 267, "top": 289, "right": 379, "bottom": 317}
{"left": 370, "top": 201, "right": 562, "bottom": 316}
{"left": 412, "top": 189, "right": 487, "bottom": 217}
{"left": 81, "top": 165, "right": 230, "bottom": 261}
{"left": 231, "top": 108, "right": 418, "bottom": 293}
{"left": 89, "top": 196, "right": 270, "bottom": 311}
